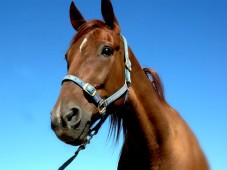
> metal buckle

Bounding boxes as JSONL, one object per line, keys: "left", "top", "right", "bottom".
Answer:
{"left": 83, "top": 83, "right": 96, "bottom": 97}
{"left": 125, "top": 60, "right": 131, "bottom": 71}
{"left": 98, "top": 100, "right": 107, "bottom": 115}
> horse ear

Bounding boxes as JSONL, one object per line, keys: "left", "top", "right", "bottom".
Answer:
{"left": 101, "top": 0, "right": 120, "bottom": 31}
{"left": 70, "top": 1, "right": 86, "bottom": 31}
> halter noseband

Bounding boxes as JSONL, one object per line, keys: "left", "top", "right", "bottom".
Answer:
{"left": 58, "top": 35, "right": 131, "bottom": 170}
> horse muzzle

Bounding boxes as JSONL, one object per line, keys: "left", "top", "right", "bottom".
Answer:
{"left": 51, "top": 106, "right": 91, "bottom": 146}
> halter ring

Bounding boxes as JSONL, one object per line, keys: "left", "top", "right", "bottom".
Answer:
{"left": 98, "top": 100, "right": 107, "bottom": 115}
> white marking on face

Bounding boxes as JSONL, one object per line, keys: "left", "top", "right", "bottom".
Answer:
{"left": 80, "top": 38, "right": 87, "bottom": 52}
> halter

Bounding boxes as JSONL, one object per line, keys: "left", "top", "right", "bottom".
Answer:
{"left": 58, "top": 35, "right": 131, "bottom": 170}
{"left": 62, "top": 35, "right": 131, "bottom": 116}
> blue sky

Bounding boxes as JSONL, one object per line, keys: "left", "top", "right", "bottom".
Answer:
{"left": 0, "top": 0, "right": 226, "bottom": 169}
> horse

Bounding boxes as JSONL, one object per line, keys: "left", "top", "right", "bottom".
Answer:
{"left": 51, "top": 0, "right": 209, "bottom": 169}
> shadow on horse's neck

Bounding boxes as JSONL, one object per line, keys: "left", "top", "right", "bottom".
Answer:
{"left": 118, "top": 49, "right": 175, "bottom": 169}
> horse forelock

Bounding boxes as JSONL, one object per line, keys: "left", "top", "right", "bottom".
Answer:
{"left": 70, "top": 20, "right": 119, "bottom": 46}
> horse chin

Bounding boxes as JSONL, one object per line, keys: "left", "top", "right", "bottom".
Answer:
{"left": 56, "top": 123, "right": 91, "bottom": 146}
{"left": 65, "top": 137, "right": 87, "bottom": 146}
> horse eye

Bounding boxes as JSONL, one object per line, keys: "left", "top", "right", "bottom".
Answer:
{"left": 101, "top": 46, "right": 113, "bottom": 57}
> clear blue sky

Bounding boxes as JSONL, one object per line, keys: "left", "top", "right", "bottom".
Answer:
{"left": 0, "top": 0, "right": 226, "bottom": 169}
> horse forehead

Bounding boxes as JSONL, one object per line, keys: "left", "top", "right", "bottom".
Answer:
{"left": 91, "top": 28, "right": 116, "bottom": 44}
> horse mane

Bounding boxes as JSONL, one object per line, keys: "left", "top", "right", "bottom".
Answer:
{"left": 143, "top": 68, "right": 165, "bottom": 100}
{"left": 109, "top": 67, "right": 175, "bottom": 144}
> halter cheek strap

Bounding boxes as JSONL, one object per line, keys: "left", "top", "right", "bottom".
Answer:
{"left": 122, "top": 35, "right": 131, "bottom": 84}
{"left": 62, "top": 35, "right": 131, "bottom": 116}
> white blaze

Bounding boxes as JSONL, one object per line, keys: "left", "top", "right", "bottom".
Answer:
{"left": 80, "top": 38, "right": 87, "bottom": 52}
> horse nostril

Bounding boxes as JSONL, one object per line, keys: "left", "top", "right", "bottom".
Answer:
{"left": 63, "top": 107, "right": 82, "bottom": 128}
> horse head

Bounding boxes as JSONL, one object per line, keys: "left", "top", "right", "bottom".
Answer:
{"left": 51, "top": 0, "right": 129, "bottom": 146}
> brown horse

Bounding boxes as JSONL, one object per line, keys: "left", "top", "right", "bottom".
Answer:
{"left": 51, "top": 0, "right": 209, "bottom": 169}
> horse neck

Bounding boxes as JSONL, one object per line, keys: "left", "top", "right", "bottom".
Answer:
{"left": 128, "top": 49, "right": 173, "bottom": 145}
{"left": 119, "top": 50, "right": 175, "bottom": 169}
{"left": 118, "top": 50, "right": 209, "bottom": 170}
{"left": 117, "top": 47, "right": 210, "bottom": 170}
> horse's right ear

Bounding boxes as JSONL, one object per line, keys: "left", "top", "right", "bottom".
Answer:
{"left": 101, "top": 0, "right": 120, "bottom": 32}
{"left": 70, "top": 1, "right": 86, "bottom": 31}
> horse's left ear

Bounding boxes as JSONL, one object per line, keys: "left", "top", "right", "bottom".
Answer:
{"left": 70, "top": 1, "right": 86, "bottom": 31}
{"left": 101, "top": 0, "right": 120, "bottom": 31}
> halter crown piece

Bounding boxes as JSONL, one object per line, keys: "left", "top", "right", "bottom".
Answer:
{"left": 58, "top": 35, "right": 131, "bottom": 170}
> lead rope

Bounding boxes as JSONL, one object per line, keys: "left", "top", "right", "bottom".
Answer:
{"left": 58, "top": 114, "right": 109, "bottom": 170}
{"left": 58, "top": 133, "right": 94, "bottom": 170}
